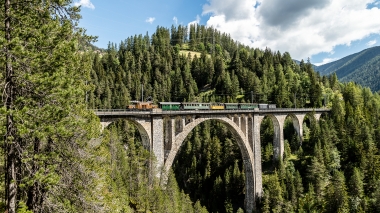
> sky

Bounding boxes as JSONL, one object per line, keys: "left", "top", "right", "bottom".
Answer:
{"left": 75, "top": 0, "right": 380, "bottom": 66}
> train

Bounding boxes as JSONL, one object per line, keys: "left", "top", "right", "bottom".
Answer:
{"left": 128, "top": 101, "right": 276, "bottom": 111}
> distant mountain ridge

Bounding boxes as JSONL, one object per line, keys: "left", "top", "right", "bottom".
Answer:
{"left": 314, "top": 46, "right": 380, "bottom": 92}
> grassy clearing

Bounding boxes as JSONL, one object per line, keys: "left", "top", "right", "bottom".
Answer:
{"left": 179, "top": 50, "right": 202, "bottom": 59}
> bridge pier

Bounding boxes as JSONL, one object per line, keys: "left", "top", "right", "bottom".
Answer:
{"left": 152, "top": 116, "right": 165, "bottom": 176}
{"left": 273, "top": 115, "right": 287, "bottom": 160}
{"left": 293, "top": 114, "right": 306, "bottom": 143}
{"left": 252, "top": 114, "right": 264, "bottom": 199}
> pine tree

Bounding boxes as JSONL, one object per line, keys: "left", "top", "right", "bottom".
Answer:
{"left": 298, "top": 184, "right": 319, "bottom": 213}
{"left": 266, "top": 171, "right": 283, "bottom": 212}
{"left": 1, "top": 1, "right": 99, "bottom": 212}
{"left": 348, "top": 167, "right": 365, "bottom": 212}
{"left": 325, "top": 171, "right": 349, "bottom": 213}
{"left": 307, "top": 142, "right": 330, "bottom": 202}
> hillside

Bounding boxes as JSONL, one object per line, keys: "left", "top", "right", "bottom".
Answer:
{"left": 315, "top": 46, "right": 380, "bottom": 91}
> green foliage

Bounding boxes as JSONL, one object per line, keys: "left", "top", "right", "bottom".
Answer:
{"left": 325, "top": 171, "right": 349, "bottom": 213}
{"left": 264, "top": 171, "right": 283, "bottom": 212}
{"left": 0, "top": 1, "right": 100, "bottom": 212}
{"left": 173, "top": 121, "right": 245, "bottom": 213}
{"left": 88, "top": 25, "right": 323, "bottom": 107}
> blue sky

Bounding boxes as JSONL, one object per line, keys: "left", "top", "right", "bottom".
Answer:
{"left": 75, "top": 0, "right": 380, "bottom": 65}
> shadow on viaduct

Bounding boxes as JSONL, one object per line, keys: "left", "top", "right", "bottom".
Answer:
{"left": 96, "top": 108, "right": 329, "bottom": 212}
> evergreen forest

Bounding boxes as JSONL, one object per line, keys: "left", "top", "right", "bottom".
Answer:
{"left": 1, "top": 1, "right": 380, "bottom": 213}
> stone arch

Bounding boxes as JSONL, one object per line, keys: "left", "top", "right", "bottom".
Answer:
{"left": 319, "top": 112, "right": 329, "bottom": 120}
{"left": 260, "top": 114, "right": 283, "bottom": 160}
{"left": 305, "top": 111, "right": 322, "bottom": 124}
{"left": 163, "top": 116, "right": 256, "bottom": 212}
{"left": 300, "top": 112, "right": 320, "bottom": 142}
{"left": 100, "top": 118, "right": 151, "bottom": 150}
{"left": 128, "top": 119, "right": 151, "bottom": 149}
{"left": 285, "top": 113, "right": 305, "bottom": 144}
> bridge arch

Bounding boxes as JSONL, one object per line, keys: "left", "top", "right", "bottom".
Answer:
{"left": 259, "top": 114, "right": 283, "bottom": 160}
{"left": 285, "top": 113, "right": 306, "bottom": 144}
{"left": 100, "top": 118, "right": 151, "bottom": 150}
{"left": 260, "top": 113, "right": 307, "bottom": 160}
{"left": 163, "top": 116, "right": 256, "bottom": 212}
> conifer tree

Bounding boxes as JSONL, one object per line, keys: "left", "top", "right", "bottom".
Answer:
{"left": 1, "top": 1, "right": 98, "bottom": 212}
{"left": 348, "top": 167, "right": 365, "bottom": 211}
{"left": 325, "top": 171, "right": 349, "bottom": 213}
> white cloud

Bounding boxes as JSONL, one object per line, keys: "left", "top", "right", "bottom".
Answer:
{"left": 74, "top": 0, "right": 95, "bottom": 9}
{"left": 145, "top": 17, "right": 155, "bottom": 24}
{"left": 202, "top": 0, "right": 380, "bottom": 60}
{"left": 173, "top": 16, "right": 178, "bottom": 25}
{"left": 314, "top": 58, "right": 339, "bottom": 66}
{"left": 367, "top": 39, "right": 377, "bottom": 46}
{"left": 188, "top": 15, "right": 201, "bottom": 28}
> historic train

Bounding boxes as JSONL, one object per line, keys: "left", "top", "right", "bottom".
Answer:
{"left": 128, "top": 101, "right": 276, "bottom": 111}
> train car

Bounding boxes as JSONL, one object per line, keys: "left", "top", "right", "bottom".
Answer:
{"left": 182, "top": 102, "right": 210, "bottom": 110}
{"left": 159, "top": 102, "right": 181, "bottom": 111}
{"left": 268, "top": 104, "right": 277, "bottom": 109}
{"left": 224, "top": 103, "right": 239, "bottom": 110}
{"left": 210, "top": 103, "right": 225, "bottom": 110}
{"left": 240, "top": 103, "right": 259, "bottom": 110}
{"left": 258, "top": 103, "right": 268, "bottom": 109}
{"left": 128, "top": 101, "right": 158, "bottom": 110}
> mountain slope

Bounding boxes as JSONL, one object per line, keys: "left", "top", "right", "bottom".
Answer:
{"left": 315, "top": 46, "right": 380, "bottom": 92}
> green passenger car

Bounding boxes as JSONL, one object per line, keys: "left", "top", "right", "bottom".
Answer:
{"left": 240, "top": 103, "right": 259, "bottom": 110}
{"left": 224, "top": 103, "right": 239, "bottom": 110}
{"left": 159, "top": 102, "right": 181, "bottom": 110}
{"left": 182, "top": 102, "right": 210, "bottom": 110}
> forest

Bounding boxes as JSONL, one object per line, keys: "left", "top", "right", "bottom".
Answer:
{"left": 1, "top": 1, "right": 380, "bottom": 213}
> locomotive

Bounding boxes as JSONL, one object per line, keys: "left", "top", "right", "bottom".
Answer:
{"left": 128, "top": 101, "right": 158, "bottom": 110}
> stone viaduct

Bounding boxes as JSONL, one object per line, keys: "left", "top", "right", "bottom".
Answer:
{"left": 95, "top": 108, "right": 329, "bottom": 212}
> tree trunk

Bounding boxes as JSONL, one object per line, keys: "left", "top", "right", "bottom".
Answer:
{"left": 27, "top": 138, "right": 42, "bottom": 212}
{"left": 4, "top": 0, "right": 17, "bottom": 212}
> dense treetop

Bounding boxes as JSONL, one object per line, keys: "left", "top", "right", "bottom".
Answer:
{"left": 88, "top": 24, "right": 327, "bottom": 109}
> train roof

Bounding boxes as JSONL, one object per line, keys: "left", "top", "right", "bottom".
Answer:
{"left": 181, "top": 102, "right": 211, "bottom": 104}
{"left": 130, "top": 100, "right": 154, "bottom": 103}
{"left": 159, "top": 102, "right": 181, "bottom": 104}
